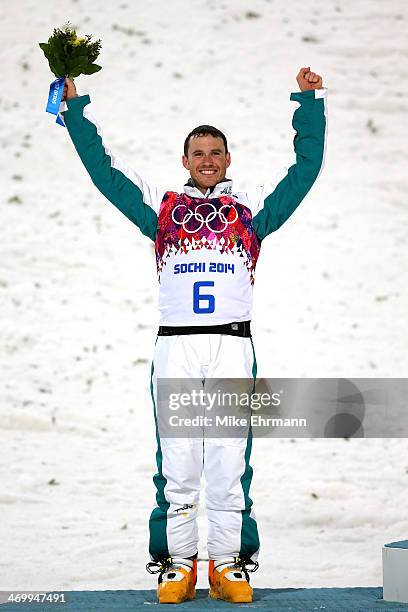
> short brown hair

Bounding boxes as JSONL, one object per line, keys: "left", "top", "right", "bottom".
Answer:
{"left": 184, "top": 125, "right": 228, "bottom": 156}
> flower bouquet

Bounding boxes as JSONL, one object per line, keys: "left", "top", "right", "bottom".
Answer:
{"left": 39, "top": 22, "right": 102, "bottom": 126}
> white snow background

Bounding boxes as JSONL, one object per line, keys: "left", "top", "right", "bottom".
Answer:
{"left": 1, "top": 0, "right": 408, "bottom": 592}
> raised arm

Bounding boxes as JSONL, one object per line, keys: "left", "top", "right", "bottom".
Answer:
{"left": 61, "top": 78, "right": 159, "bottom": 241}
{"left": 252, "top": 67, "right": 328, "bottom": 241}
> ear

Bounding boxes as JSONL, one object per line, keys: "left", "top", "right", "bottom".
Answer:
{"left": 182, "top": 155, "right": 190, "bottom": 170}
{"left": 226, "top": 152, "right": 231, "bottom": 168}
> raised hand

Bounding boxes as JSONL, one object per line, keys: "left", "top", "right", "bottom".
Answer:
{"left": 296, "top": 67, "right": 323, "bottom": 91}
{"left": 61, "top": 76, "right": 78, "bottom": 101}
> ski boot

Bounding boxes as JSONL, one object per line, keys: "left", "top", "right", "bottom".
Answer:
{"left": 208, "top": 556, "right": 259, "bottom": 603}
{"left": 146, "top": 556, "right": 197, "bottom": 604}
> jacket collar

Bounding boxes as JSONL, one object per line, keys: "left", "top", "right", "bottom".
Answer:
{"left": 183, "top": 177, "right": 233, "bottom": 199}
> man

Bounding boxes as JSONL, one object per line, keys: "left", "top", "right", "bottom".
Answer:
{"left": 61, "top": 66, "right": 327, "bottom": 604}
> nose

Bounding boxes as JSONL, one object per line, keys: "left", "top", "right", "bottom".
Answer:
{"left": 201, "top": 153, "right": 216, "bottom": 165}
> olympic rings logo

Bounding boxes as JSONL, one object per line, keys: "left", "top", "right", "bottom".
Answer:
{"left": 171, "top": 203, "right": 238, "bottom": 234}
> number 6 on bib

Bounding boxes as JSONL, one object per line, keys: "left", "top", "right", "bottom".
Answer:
{"left": 193, "top": 281, "right": 215, "bottom": 314}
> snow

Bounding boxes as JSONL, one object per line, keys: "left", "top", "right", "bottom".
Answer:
{"left": 1, "top": 0, "right": 408, "bottom": 592}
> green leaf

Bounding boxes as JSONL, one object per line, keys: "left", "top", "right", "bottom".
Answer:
{"left": 69, "top": 45, "right": 88, "bottom": 59}
{"left": 66, "top": 58, "right": 88, "bottom": 74}
{"left": 49, "top": 57, "right": 67, "bottom": 78}
{"left": 39, "top": 42, "right": 52, "bottom": 60}
{"left": 82, "top": 63, "right": 102, "bottom": 74}
{"left": 69, "top": 67, "right": 82, "bottom": 78}
{"left": 49, "top": 36, "right": 65, "bottom": 61}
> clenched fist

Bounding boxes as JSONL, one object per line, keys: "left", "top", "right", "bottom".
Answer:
{"left": 296, "top": 67, "right": 323, "bottom": 91}
{"left": 61, "top": 77, "right": 78, "bottom": 101}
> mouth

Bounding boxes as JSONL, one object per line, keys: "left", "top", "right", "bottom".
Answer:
{"left": 198, "top": 169, "right": 218, "bottom": 176}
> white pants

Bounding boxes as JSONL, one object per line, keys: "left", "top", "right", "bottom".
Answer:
{"left": 148, "top": 333, "right": 260, "bottom": 562}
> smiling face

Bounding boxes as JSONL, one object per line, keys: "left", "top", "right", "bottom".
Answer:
{"left": 182, "top": 134, "right": 231, "bottom": 194}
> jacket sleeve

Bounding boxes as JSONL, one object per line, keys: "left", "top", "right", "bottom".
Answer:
{"left": 61, "top": 95, "right": 159, "bottom": 241}
{"left": 252, "top": 87, "right": 328, "bottom": 242}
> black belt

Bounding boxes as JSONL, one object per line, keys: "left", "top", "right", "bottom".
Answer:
{"left": 158, "top": 321, "right": 251, "bottom": 337}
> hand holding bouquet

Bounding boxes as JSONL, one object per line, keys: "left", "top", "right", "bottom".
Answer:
{"left": 61, "top": 77, "right": 78, "bottom": 102}
{"left": 39, "top": 22, "right": 102, "bottom": 126}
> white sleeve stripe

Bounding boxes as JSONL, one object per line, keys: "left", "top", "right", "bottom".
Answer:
{"left": 82, "top": 107, "right": 165, "bottom": 214}
{"left": 314, "top": 93, "right": 328, "bottom": 182}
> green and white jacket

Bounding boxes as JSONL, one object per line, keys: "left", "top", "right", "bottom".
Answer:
{"left": 62, "top": 88, "right": 328, "bottom": 325}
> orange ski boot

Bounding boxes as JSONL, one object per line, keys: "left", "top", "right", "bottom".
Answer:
{"left": 147, "top": 556, "right": 197, "bottom": 604}
{"left": 209, "top": 556, "right": 258, "bottom": 603}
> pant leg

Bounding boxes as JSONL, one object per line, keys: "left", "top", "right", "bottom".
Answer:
{"left": 149, "top": 335, "right": 205, "bottom": 561}
{"left": 203, "top": 335, "right": 260, "bottom": 561}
